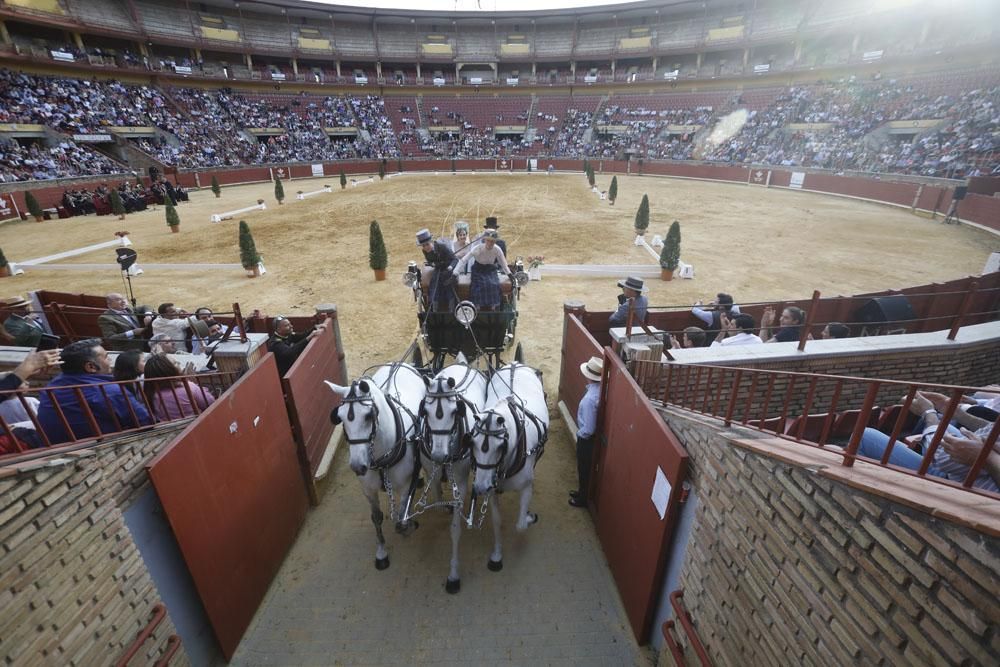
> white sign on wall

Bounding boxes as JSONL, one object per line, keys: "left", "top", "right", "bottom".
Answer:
{"left": 790, "top": 172, "right": 806, "bottom": 189}
{"left": 311, "top": 164, "right": 324, "bottom": 177}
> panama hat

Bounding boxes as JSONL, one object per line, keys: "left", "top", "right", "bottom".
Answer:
{"left": 617, "top": 276, "right": 648, "bottom": 293}
{"left": 579, "top": 355, "right": 604, "bottom": 382}
{"left": 2, "top": 296, "right": 31, "bottom": 309}
{"left": 416, "top": 228, "right": 433, "bottom": 245}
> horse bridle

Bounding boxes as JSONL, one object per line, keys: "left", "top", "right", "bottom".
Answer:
{"left": 470, "top": 396, "right": 549, "bottom": 493}
{"left": 337, "top": 376, "right": 416, "bottom": 472}
{"left": 419, "top": 368, "right": 481, "bottom": 463}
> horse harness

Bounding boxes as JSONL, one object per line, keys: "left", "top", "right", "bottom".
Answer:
{"left": 418, "top": 365, "right": 483, "bottom": 463}
{"left": 339, "top": 363, "right": 423, "bottom": 481}
{"left": 471, "top": 394, "right": 548, "bottom": 491}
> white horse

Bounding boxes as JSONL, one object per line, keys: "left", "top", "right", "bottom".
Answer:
{"left": 417, "top": 353, "right": 488, "bottom": 594}
{"left": 468, "top": 362, "right": 549, "bottom": 572}
{"left": 326, "top": 363, "right": 426, "bottom": 570}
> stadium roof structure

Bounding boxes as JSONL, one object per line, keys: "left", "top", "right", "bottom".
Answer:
{"left": 201, "top": 0, "right": 731, "bottom": 21}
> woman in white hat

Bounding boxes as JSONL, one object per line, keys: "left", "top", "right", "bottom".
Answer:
{"left": 570, "top": 355, "right": 604, "bottom": 508}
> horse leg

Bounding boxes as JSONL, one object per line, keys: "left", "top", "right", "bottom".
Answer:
{"left": 515, "top": 481, "right": 538, "bottom": 532}
{"left": 445, "top": 483, "right": 464, "bottom": 594}
{"left": 394, "top": 465, "right": 421, "bottom": 536}
{"left": 487, "top": 498, "right": 503, "bottom": 571}
{"left": 364, "top": 481, "right": 390, "bottom": 570}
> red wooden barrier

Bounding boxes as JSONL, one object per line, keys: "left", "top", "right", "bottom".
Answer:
{"left": 281, "top": 320, "right": 343, "bottom": 504}
{"left": 147, "top": 354, "right": 309, "bottom": 660}
{"left": 558, "top": 307, "right": 602, "bottom": 422}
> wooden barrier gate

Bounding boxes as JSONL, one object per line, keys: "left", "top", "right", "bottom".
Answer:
{"left": 146, "top": 354, "right": 309, "bottom": 660}
{"left": 592, "top": 351, "right": 689, "bottom": 644}
{"left": 559, "top": 307, "right": 690, "bottom": 645}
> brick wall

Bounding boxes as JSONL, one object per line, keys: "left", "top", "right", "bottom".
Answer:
{"left": 0, "top": 425, "right": 192, "bottom": 666}
{"left": 659, "top": 408, "right": 999, "bottom": 666}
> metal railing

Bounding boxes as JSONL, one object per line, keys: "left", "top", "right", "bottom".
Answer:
{"left": 114, "top": 603, "right": 178, "bottom": 667}
{"left": 0, "top": 370, "right": 240, "bottom": 463}
{"left": 619, "top": 281, "right": 1000, "bottom": 351}
{"left": 632, "top": 360, "right": 1000, "bottom": 499}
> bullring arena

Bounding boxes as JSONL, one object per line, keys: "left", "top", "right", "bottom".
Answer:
{"left": 1, "top": 0, "right": 1000, "bottom": 665}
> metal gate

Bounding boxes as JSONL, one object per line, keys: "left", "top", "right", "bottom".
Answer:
{"left": 147, "top": 354, "right": 309, "bottom": 660}
{"left": 592, "top": 350, "right": 689, "bottom": 644}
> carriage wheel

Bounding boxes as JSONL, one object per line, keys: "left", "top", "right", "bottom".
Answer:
{"left": 514, "top": 342, "right": 525, "bottom": 364}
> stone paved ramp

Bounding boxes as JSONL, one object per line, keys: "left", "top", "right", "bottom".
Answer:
{"left": 231, "top": 419, "right": 653, "bottom": 666}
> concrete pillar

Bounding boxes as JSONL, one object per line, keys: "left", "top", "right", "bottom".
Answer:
{"left": 851, "top": 33, "right": 860, "bottom": 55}
{"left": 71, "top": 31, "right": 84, "bottom": 50}
{"left": 245, "top": 53, "right": 253, "bottom": 70}
{"left": 292, "top": 58, "right": 299, "bottom": 76}
{"left": 743, "top": 48, "right": 749, "bottom": 68}
{"left": 335, "top": 60, "right": 341, "bottom": 76}
{"left": 696, "top": 52, "right": 703, "bottom": 69}
{"left": 416, "top": 62, "right": 421, "bottom": 78}
{"left": 375, "top": 61, "right": 381, "bottom": 78}
{"left": 0, "top": 21, "right": 10, "bottom": 45}
{"left": 793, "top": 39, "right": 802, "bottom": 63}
{"left": 531, "top": 61, "right": 536, "bottom": 75}
{"left": 652, "top": 56, "right": 658, "bottom": 72}
{"left": 918, "top": 20, "right": 930, "bottom": 46}
{"left": 455, "top": 62, "right": 460, "bottom": 82}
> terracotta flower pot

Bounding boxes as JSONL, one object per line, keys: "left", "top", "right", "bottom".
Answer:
{"left": 33, "top": 215, "right": 43, "bottom": 222}
{"left": 245, "top": 265, "right": 260, "bottom": 278}
{"left": 661, "top": 268, "right": 674, "bottom": 281}
{"left": 214, "top": 192, "right": 221, "bottom": 198}
{"left": 374, "top": 269, "right": 387, "bottom": 281}
{"left": 169, "top": 225, "right": 179, "bottom": 234}
{"left": 634, "top": 228, "right": 647, "bottom": 236}
{"left": 0, "top": 266, "right": 10, "bottom": 278}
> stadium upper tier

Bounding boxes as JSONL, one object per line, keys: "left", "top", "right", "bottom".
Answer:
{"left": 0, "top": 65, "right": 997, "bottom": 182}
{"left": 0, "top": 0, "right": 996, "bottom": 85}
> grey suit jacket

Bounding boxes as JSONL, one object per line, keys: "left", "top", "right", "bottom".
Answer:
{"left": 98, "top": 309, "right": 146, "bottom": 351}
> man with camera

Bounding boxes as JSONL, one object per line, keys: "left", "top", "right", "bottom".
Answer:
{"left": 98, "top": 293, "right": 152, "bottom": 352}
{"left": 609, "top": 276, "right": 649, "bottom": 328}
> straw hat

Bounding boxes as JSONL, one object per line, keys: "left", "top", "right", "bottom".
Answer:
{"left": 579, "top": 355, "right": 604, "bottom": 382}
{"left": 2, "top": 296, "right": 31, "bottom": 309}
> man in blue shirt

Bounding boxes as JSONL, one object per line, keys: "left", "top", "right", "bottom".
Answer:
{"left": 570, "top": 355, "right": 604, "bottom": 508}
{"left": 37, "top": 338, "right": 153, "bottom": 445}
{"left": 609, "top": 276, "right": 648, "bottom": 328}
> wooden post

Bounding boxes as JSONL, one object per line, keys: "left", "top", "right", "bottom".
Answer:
{"left": 315, "top": 303, "right": 348, "bottom": 385}
{"left": 947, "top": 281, "right": 978, "bottom": 341}
{"left": 799, "top": 290, "right": 821, "bottom": 351}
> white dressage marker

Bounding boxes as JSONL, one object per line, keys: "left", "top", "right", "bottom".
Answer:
{"left": 19, "top": 263, "right": 241, "bottom": 272}
{"left": 296, "top": 186, "right": 333, "bottom": 200}
{"left": 211, "top": 201, "right": 266, "bottom": 223}
{"left": 678, "top": 261, "right": 695, "bottom": 279}
{"left": 350, "top": 177, "right": 375, "bottom": 187}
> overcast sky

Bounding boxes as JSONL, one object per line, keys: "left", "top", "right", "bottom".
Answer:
{"left": 307, "top": 0, "right": 642, "bottom": 11}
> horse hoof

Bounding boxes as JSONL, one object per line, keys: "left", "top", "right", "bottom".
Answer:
{"left": 528, "top": 512, "right": 539, "bottom": 525}
{"left": 445, "top": 578, "right": 461, "bottom": 594}
{"left": 487, "top": 558, "right": 503, "bottom": 572}
{"left": 375, "top": 557, "right": 390, "bottom": 571}
{"left": 395, "top": 520, "right": 420, "bottom": 536}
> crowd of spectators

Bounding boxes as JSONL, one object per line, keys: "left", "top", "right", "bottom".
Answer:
{"left": 0, "top": 139, "right": 122, "bottom": 182}
{"left": 0, "top": 67, "right": 996, "bottom": 178}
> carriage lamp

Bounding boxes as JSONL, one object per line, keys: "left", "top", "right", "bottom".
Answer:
{"left": 454, "top": 300, "right": 478, "bottom": 327}
{"left": 512, "top": 271, "right": 530, "bottom": 287}
{"left": 403, "top": 261, "right": 420, "bottom": 287}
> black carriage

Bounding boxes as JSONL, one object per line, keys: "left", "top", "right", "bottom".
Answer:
{"left": 404, "top": 260, "right": 528, "bottom": 371}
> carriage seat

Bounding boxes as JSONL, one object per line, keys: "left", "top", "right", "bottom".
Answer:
{"left": 420, "top": 266, "right": 512, "bottom": 302}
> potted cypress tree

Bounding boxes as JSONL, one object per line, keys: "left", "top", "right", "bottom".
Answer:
{"left": 24, "top": 191, "right": 43, "bottom": 222}
{"left": 634, "top": 194, "right": 650, "bottom": 236}
{"left": 608, "top": 175, "right": 618, "bottom": 205}
{"left": 660, "top": 220, "right": 681, "bottom": 281}
{"left": 340, "top": 169, "right": 347, "bottom": 189}
{"left": 587, "top": 164, "right": 596, "bottom": 188}
{"left": 211, "top": 175, "right": 222, "bottom": 198}
{"left": 274, "top": 175, "right": 285, "bottom": 205}
{"left": 378, "top": 162, "right": 386, "bottom": 180}
{"left": 369, "top": 220, "right": 388, "bottom": 281}
{"left": 239, "top": 220, "right": 262, "bottom": 277}
{"left": 0, "top": 248, "right": 9, "bottom": 277}
{"left": 109, "top": 189, "right": 126, "bottom": 220}
{"left": 165, "top": 203, "right": 181, "bottom": 233}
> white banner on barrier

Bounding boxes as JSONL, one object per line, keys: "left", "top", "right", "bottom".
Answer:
{"left": 790, "top": 172, "right": 805, "bottom": 189}
{"left": 311, "top": 164, "right": 324, "bottom": 177}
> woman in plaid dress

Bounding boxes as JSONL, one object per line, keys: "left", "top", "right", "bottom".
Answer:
{"left": 454, "top": 230, "right": 511, "bottom": 310}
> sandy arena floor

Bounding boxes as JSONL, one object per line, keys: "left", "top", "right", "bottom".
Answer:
{"left": 1, "top": 172, "right": 994, "bottom": 396}
{"left": 5, "top": 172, "right": 996, "bottom": 664}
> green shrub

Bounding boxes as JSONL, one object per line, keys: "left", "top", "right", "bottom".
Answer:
{"left": 165, "top": 203, "right": 180, "bottom": 228}
{"left": 634, "top": 194, "right": 650, "bottom": 232}
{"left": 24, "top": 191, "right": 42, "bottom": 219}
{"left": 661, "top": 220, "right": 681, "bottom": 271}
{"left": 239, "top": 220, "right": 261, "bottom": 269}
{"left": 369, "top": 220, "right": 388, "bottom": 270}
{"left": 608, "top": 175, "right": 618, "bottom": 204}
{"left": 274, "top": 175, "right": 285, "bottom": 204}
{"left": 211, "top": 175, "right": 221, "bottom": 197}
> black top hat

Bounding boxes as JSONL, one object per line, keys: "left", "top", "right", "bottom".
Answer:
{"left": 484, "top": 216, "right": 499, "bottom": 229}
{"left": 416, "top": 228, "right": 433, "bottom": 245}
{"left": 617, "top": 276, "right": 648, "bottom": 293}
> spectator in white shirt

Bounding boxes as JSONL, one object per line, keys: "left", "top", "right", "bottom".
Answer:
{"left": 711, "top": 313, "right": 763, "bottom": 347}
